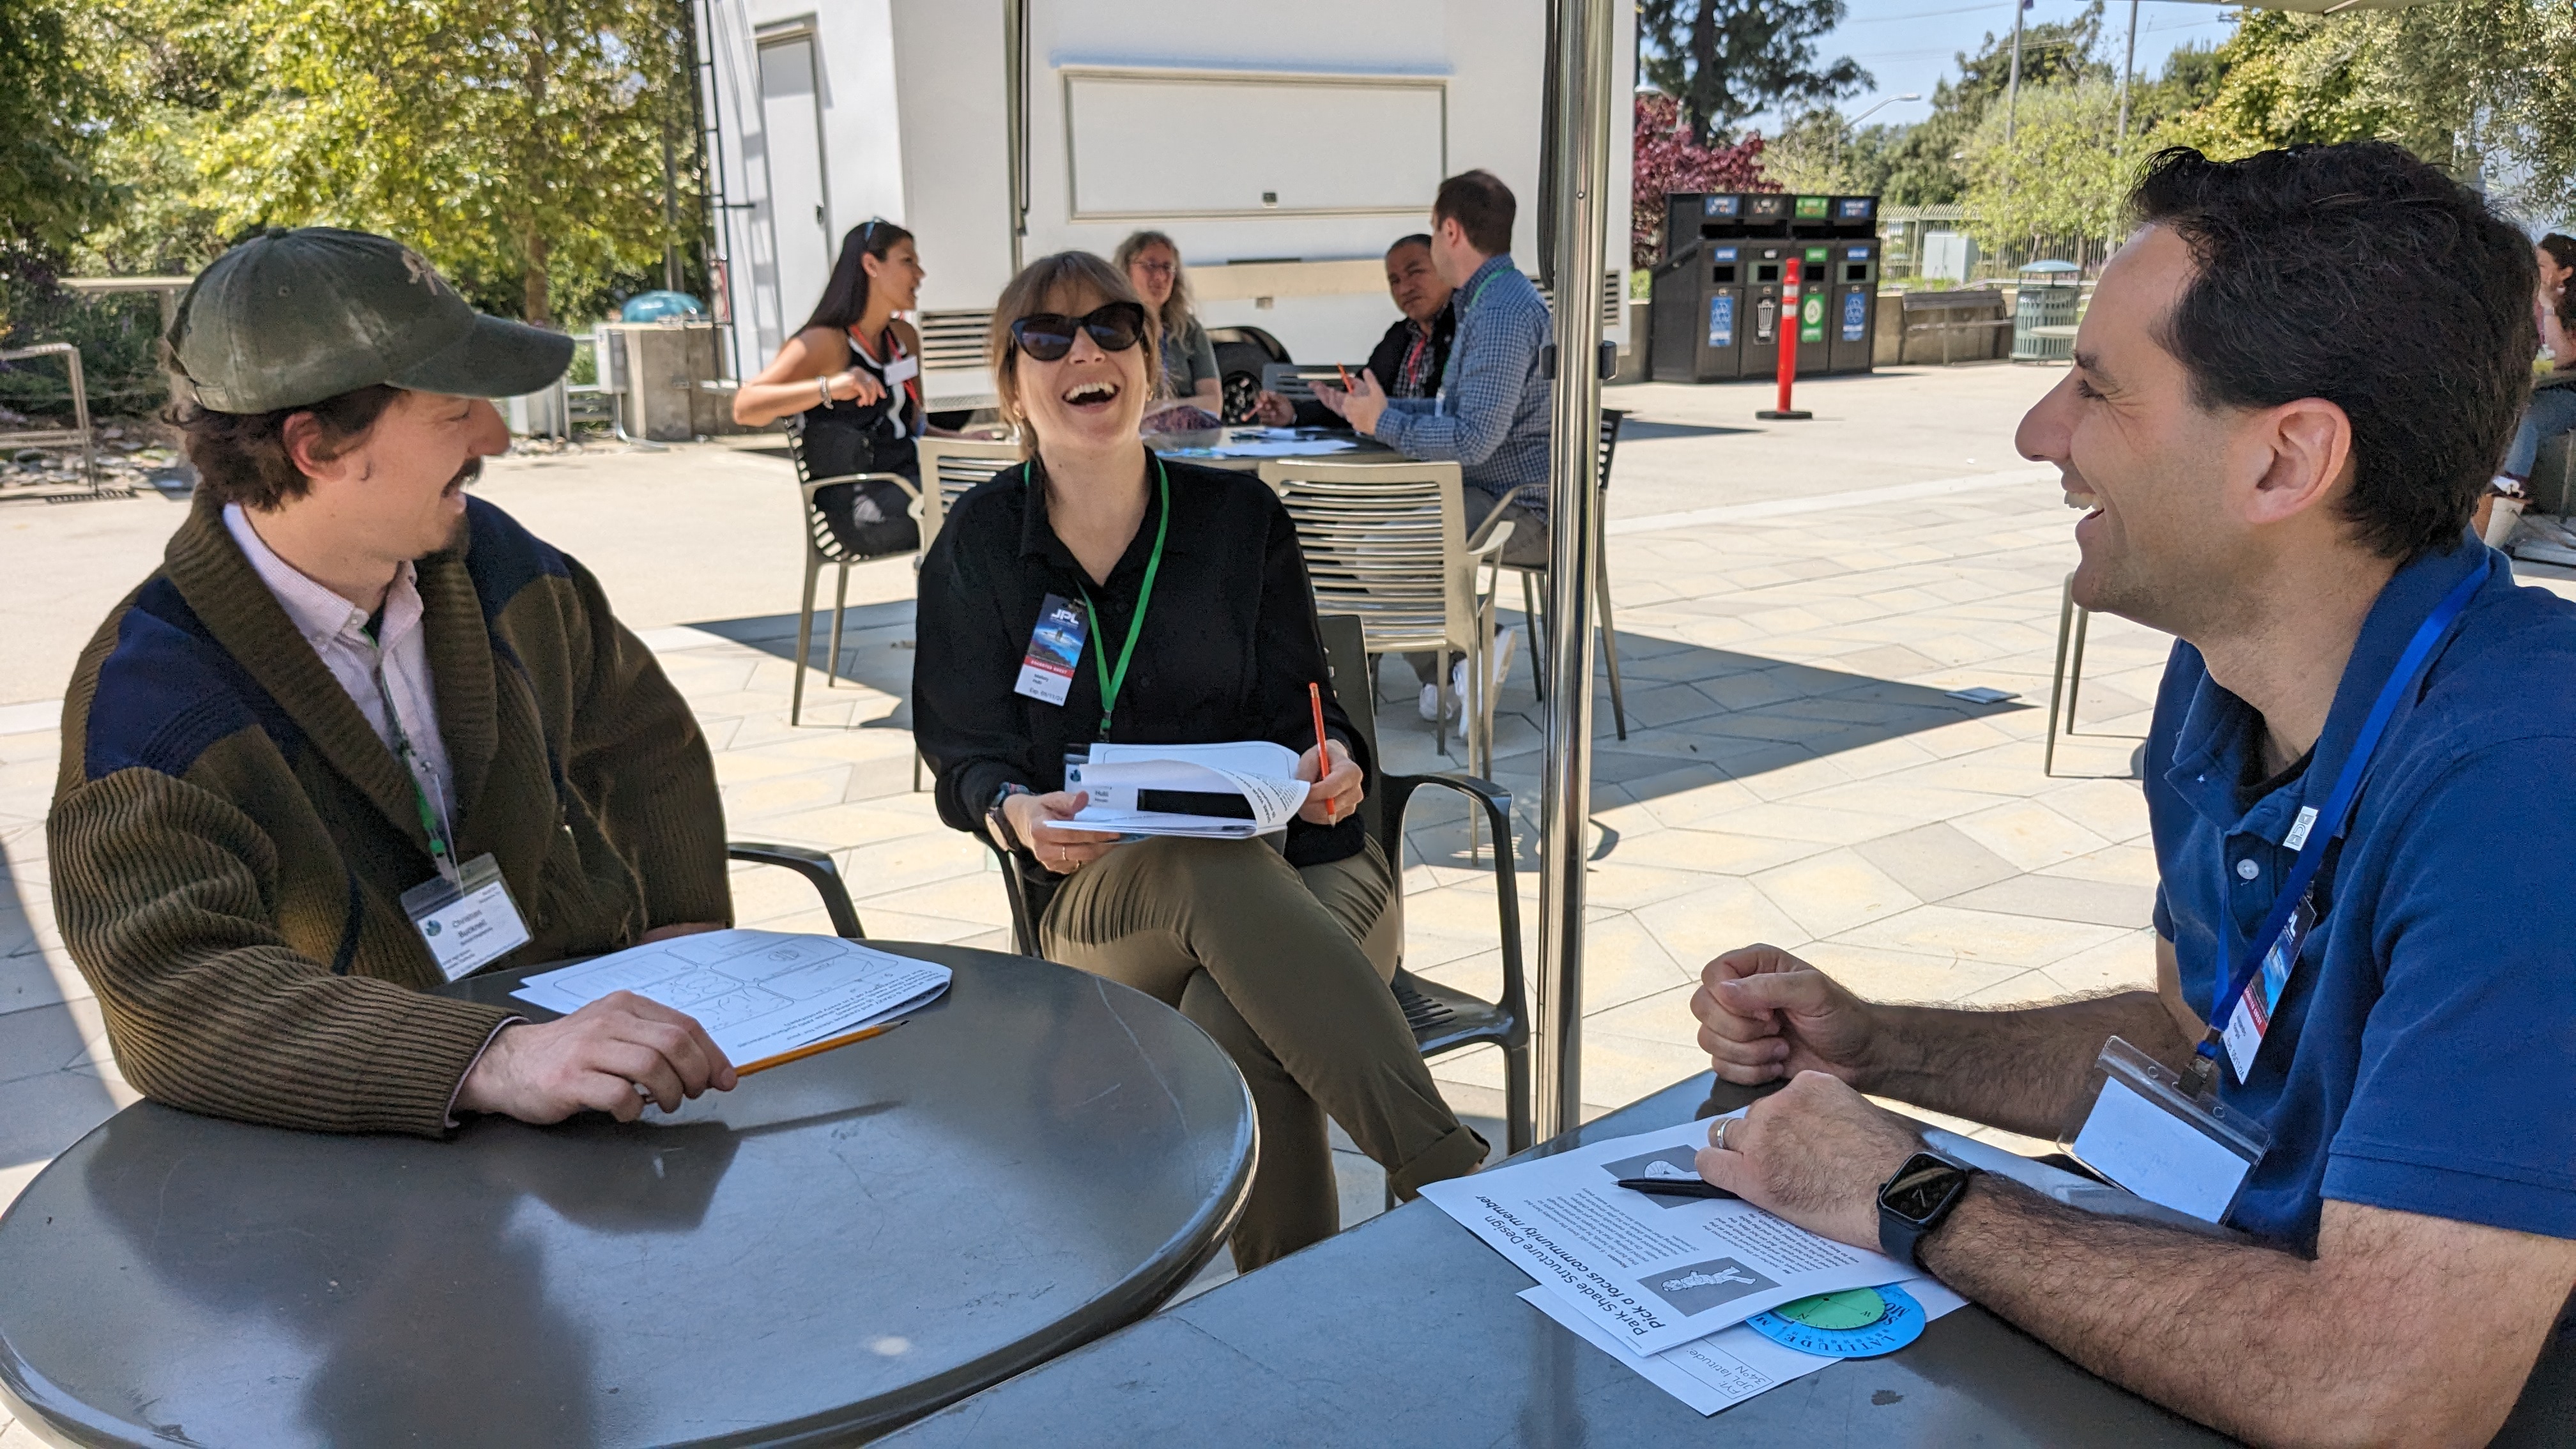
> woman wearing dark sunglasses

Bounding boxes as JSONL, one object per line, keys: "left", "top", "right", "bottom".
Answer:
{"left": 732, "top": 220, "right": 990, "bottom": 555}
{"left": 912, "top": 252, "right": 1489, "bottom": 1271}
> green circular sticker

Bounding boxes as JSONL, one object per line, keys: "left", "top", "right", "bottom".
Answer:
{"left": 1772, "top": 1287, "right": 1889, "bottom": 1331}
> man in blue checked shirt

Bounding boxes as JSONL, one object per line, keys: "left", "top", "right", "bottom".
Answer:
{"left": 1318, "top": 170, "right": 1551, "bottom": 564}
{"left": 1315, "top": 170, "right": 1553, "bottom": 717}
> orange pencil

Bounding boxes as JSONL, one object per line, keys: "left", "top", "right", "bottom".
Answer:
{"left": 735, "top": 1018, "right": 908, "bottom": 1078}
{"left": 1310, "top": 681, "right": 1335, "bottom": 825}
{"left": 1335, "top": 364, "right": 1356, "bottom": 393}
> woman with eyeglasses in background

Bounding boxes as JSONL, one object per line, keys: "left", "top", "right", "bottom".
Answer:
{"left": 1113, "top": 230, "right": 1223, "bottom": 427}
{"left": 733, "top": 220, "right": 988, "bottom": 555}
{"left": 911, "top": 252, "right": 1489, "bottom": 1271}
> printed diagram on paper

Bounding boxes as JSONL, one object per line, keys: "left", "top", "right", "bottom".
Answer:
{"left": 1421, "top": 1116, "right": 1922, "bottom": 1356}
{"left": 512, "top": 930, "right": 951, "bottom": 1068}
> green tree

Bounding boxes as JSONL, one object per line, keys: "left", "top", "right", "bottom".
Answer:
{"left": 0, "top": 0, "right": 116, "bottom": 271}
{"left": 1866, "top": 3, "right": 2113, "bottom": 206}
{"left": 2148, "top": 0, "right": 2575, "bottom": 222}
{"left": 1639, "top": 0, "right": 1871, "bottom": 142}
{"left": 190, "top": 0, "right": 699, "bottom": 326}
{"left": 1960, "top": 80, "right": 2134, "bottom": 254}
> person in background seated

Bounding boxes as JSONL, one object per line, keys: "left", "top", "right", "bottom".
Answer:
{"left": 50, "top": 228, "right": 738, "bottom": 1135}
{"left": 910, "top": 252, "right": 1487, "bottom": 1271}
{"left": 1312, "top": 171, "right": 1551, "bottom": 567}
{"left": 1688, "top": 144, "right": 2576, "bottom": 1445}
{"left": 1114, "top": 230, "right": 1224, "bottom": 428}
{"left": 2488, "top": 233, "right": 2576, "bottom": 544}
{"left": 1312, "top": 172, "right": 1548, "bottom": 722}
{"left": 1253, "top": 233, "right": 1457, "bottom": 428}
{"left": 732, "top": 220, "right": 987, "bottom": 556}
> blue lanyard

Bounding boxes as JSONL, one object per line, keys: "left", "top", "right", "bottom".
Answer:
{"left": 2190, "top": 555, "right": 2491, "bottom": 1087}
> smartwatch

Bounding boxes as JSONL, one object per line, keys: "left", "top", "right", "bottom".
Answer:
{"left": 985, "top": 782, "right": 1032, "bottom": 852}
{"left": 1876, "top": 1150, "right": 1981, "bottom": 1269}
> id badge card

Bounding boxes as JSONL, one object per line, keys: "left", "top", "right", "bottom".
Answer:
{"left": 1015, "top": 594, "right": 1087, "bottom": 706}
{"left": 880, "top": 353, "right": 919, "bottom": 386}
{"left": 2221, "top": 897, "right": 2312, "bottom": 1083}
{"left": 399, "top": 853, "right": 533, "bottom": 983}
{"left": 2061, "top": 1037, "right": 2270, "bottom": 1225}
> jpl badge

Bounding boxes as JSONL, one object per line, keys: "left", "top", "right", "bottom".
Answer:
{"left": 1014, "top": 594, "right": 1087, "bottom": 706}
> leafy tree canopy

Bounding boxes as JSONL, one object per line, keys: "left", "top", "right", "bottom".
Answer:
{"left": 1639, "top": 0, "right": 1871, "bottom": 142}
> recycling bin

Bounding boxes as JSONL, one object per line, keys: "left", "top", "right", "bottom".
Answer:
{"left": 2011, "top": 259, "right": 2083, "bottom": 361}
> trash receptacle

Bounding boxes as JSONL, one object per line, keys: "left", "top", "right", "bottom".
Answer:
{"left": 2011, "top": 261, "right": 2082, "bottom": 362}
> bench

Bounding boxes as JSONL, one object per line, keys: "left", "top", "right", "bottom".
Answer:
{"left": 1897, "top": 289, "right": 2012, "bottom": 365}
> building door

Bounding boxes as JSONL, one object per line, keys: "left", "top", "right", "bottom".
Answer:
{"left": 755, "top": 34, "right": 832, "bottom": 355}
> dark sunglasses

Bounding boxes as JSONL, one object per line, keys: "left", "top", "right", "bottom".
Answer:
{"left": 1009, "top": 302, "right": 1147, "bottom": 362}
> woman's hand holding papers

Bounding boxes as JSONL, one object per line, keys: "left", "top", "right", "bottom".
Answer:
{"left": 457, "top": 991, "right": 738, "bottom": 1123}
{"left": 1691, "top": 944, "right": 1883, "bottom": 1087}
{"left": 1293, "top": 739, "right": 1363, "bottom": 827}
{"left": 1694, "top": 1072, "right": 1922, "bottom": 1251}
{"left": 1004, "top": 789, "right": 1122, "bottom": 875}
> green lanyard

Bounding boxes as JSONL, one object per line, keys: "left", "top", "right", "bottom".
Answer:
{"left": 366, "top": 631, "right": 460, "bottom": 887}
{"left": 1048, "top": 457, "right": 1171, "bottom": 738}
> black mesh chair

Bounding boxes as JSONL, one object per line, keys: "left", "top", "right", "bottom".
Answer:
{"left": 785, "top": 427, "right": 921, "bottom": 727}
{"left": 726, "top": 842, "right": 866, "bottom": 939}
{"left": 1496, "top": 408, "right": 1628, "bottom": 739}
{"left": 977, "top": 613, "right": 1533, "bottom": 1154}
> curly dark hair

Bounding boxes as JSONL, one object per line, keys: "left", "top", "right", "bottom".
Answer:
{"left": 2128, "top": 144, "right": 2538, "bottom": 562}
{"left": 166, "top": 384, "right": 404, "bottom": 512}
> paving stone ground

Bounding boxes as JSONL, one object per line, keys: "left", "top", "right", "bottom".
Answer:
{"left": 6, "top": 362, "right": 2568, "bottom": 1398}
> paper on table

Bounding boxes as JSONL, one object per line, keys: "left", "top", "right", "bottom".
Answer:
{"left": 1209, "top": 434, "right": 1360, "bottom": 458}
{"left": 510, "top": 930, "right": 950, "bottom": 1070}
{"left": 1045, "top": 740, "right": 1311, "bottom": 839}
{"left": 1420, "top": 1115, "right": 1920, "bottom": 1356}
{"left": 1517, "top": 1276, "right": 1969, "bottom": 1416}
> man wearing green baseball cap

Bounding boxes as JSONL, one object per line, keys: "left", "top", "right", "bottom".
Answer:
{"left": 49, "top": 227, "right": 743, "bottom": 1135}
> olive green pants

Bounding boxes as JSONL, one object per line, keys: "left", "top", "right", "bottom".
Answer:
{"left": 1042, "top": 834, "right": 1488, "bottom": 1270}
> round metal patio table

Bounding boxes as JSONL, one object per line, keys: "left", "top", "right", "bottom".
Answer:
{"left": 0, "top": 942, "right": 1255, "bottom": 1446}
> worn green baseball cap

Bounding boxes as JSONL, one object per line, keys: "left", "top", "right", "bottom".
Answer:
{"left": 168, "top": 227, "right": 574, "bottom": 413}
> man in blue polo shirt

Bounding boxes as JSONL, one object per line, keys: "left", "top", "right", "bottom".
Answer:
{"left": 1684, "top": 142, "right": 2576, "bottom": 1442}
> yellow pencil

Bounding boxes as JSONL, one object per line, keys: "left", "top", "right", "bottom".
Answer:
{"left": 735, "top": 1018, "right": 909, "bottom": 1078}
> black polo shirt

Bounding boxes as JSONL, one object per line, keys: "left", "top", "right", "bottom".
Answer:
{"left": 912, "top": 454, "right": 1368, "bottom": 868}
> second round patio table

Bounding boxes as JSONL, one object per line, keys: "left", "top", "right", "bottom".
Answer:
{"left": 0, "top": 942, "right": 1255, "bottom": 1446}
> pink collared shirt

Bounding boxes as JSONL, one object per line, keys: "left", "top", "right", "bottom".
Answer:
{"left": 221, "top": 503, "right": 454, "bottom": 824}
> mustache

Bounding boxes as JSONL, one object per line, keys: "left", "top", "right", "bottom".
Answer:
{"left": 443, "top": 457, "right": 484, "bottom": 493}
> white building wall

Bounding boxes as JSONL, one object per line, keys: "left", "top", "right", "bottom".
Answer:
{"left": 701, "top": 0, "right": 1633, "bottom": 388}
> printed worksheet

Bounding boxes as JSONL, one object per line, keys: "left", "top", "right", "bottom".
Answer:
{"left": 1421, "top": 1115, "right": 1920, "bottom": 1356}
{"left": 510, "top": 930, "right": 950, "bottom": 1069}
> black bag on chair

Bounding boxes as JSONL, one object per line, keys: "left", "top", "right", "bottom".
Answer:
{"left": 791, "top": 402, "right": 922, "bottom": 557}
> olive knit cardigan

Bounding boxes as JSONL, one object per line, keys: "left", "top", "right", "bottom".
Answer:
{"left": 47, "top": 492, "right": 730, "bottom": 1135}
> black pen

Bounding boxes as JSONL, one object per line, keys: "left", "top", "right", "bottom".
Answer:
{"left": 1614, "top": 1177, "right": 1739, "bottom": 1200}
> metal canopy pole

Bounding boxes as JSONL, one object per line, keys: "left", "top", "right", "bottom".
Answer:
{"left": 1531, "top": 0, "right": 1616, "bottom": 1144}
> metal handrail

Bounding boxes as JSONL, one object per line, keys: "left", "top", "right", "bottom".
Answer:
{"left": 0, "top": 342, "right": 99, "bottom": 491}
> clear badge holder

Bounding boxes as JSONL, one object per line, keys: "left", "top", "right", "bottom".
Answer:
{"left": 2058, "top": 1036, "right": 2271, "bottom": 1225}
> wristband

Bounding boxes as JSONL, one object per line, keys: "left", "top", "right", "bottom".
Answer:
{"left": 818, "top": 374, "right": 832, "bottom": 408}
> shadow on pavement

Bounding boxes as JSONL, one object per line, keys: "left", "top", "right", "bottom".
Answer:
{"left": 1, "top": 835, "right": 116, "bottom": 1174}
{"left": 680, "top": 605, "right": 2028, "bottom": 803}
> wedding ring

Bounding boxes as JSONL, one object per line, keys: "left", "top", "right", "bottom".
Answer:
{"left": 1713, "top": 1116, "right": 1735, "bottom": 1153}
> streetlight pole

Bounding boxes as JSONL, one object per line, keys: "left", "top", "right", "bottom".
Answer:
{"left": 1834, "top": 92, "right": 1922, "bottom": 175}
{"left": 2114, "top": 0, "right": 2140, "bottom": 152}
{"left": 2005, "top": 0, "right": 2027, "bottom": 144}
{"left": 1531, "top": 0, "right": 1616, "bottom": 1145}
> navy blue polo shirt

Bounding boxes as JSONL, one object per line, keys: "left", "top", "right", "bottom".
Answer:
{"left": 2148, "top": 537, "right": 2576, "bottom": 1252}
